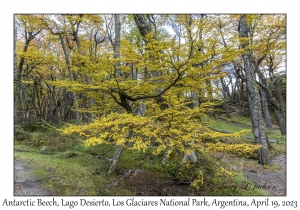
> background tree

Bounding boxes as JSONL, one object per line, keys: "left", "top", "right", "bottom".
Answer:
{"left": 14, "top": 15, "right": 43, "bottom": 124}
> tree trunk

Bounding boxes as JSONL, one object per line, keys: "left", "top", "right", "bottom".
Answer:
{"left": 133, "top": 15, "right": 152, "bottom": 40}
{"left": 107, "top": 129, "right": 133, "bottom": 174}
{"left": 260, "top": 86, "right": 272, "bottom": 128}
{"left": 206, "top": 80, "right": 216, "bottom": 118}
{"left": 276, "top": 84, "right": 286, "bottom": 120}
{"left": 239, "top": 80, "right": 246, "bottom": 114}
{"left": 239, "top": 15, "right": 269, "bottom": 165}
{"left": 30, "top": 79, "right": 38, "bottom": 121}
{"left": 106, "top": 14, "right": 126, "bottom": 174}
{"left": 232, "top": 78, "right": 238, "bottom": 103}
{"left": 86, "top": 76, "right": 95, "bottom": 122}
{"left": 221, "top": 78, "right": 230, "bottom": 117}
{"left": 182, "top": 140, "right": 197, "bottom": 163}
{"left": 14, "top": 16, "right": 20, "bottom": 124}
{"left": 107, "top": 145, "right": 124, "bottom": 174}
{"left": 70, "top": 16, "right": 95, "bottom": 123}
{"left": 114, "top": 14, "right": 122, "bottom": 77}
{"left": 274, "top": 108, "right": 286, "bottom": 135}
{"left": 58, "top": 33, "right": 80, "bottom": 124}
{"left": 15, "top": 40, "right": 30, "bottom": 124}
{"left": 255, "top": 65, "right": 286, "bottom": 135}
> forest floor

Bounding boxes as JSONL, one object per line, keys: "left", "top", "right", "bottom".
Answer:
{"left": 14, "top": 104, "right": 286, "bottom": 196}
{"left": 242, "top": 154, "right": 286, "bottom": 195}
{"left": 100, "top": 155, "right": 286, "bottom": 196}
{"left": 216, "top": 104, "right": 286, "bottom": 196}
{"left": 13, "top": 153, "right": 286, "bottom": 196}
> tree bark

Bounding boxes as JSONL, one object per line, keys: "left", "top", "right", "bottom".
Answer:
{"left": 221, "top": 78, "right": 230, "bottom": 117}
{"left": 70, "top": 15, "right": 95, "bottom": 122}
{"left": 15, "top": 39, "right": 30, "bottom": 124}
{"left": 260, "top": 86, "right": 272, "bottom": 128}
{"left": 133, "top": 14, "right": 152, "bottom": 40}
{"left": 114, "top": 14, "right": 121, "bottom": 77}
{"left": 30, "top": 78, "right": 38, "bottom": 121}
{"left": 276, "top": 82, "right": 286, "bottom": 120}
{"left": 14, "top": 16, "right": 19, "bottom": 124}
{"left": 107, "top": 145, "right": 124, "bottom": 174}
{"left": 256, "top": 67, "right": 286, "bottom": 135}
{"left": 236, "top": 79, "right": 245, "bottom": 114}
{"left": 239, "top": 15, "right": 269, "bottom": 165}
{"left": 107, "top": 129, "right": 133, "bottom": 174}
{"left": 58, "top": 33, "right": 80, "bottom": 124}
{"left": 106, "top": 14, "right": 126, "bottom": 174}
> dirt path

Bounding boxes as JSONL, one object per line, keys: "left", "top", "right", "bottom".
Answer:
{"left": 14, "top": 159, "right": 50, "bottom": 196}
{"left": 243, "top": 154, "right": 286, "bottom": 196}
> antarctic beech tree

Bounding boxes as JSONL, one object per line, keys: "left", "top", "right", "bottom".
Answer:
{"left": 57, "top": 14, "right": 245, "bottom": 174}
{"left": 238, "top": 15, "right": 269, "bottom": 164}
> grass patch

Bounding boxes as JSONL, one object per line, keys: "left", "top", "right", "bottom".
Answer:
{"left": 224, "top": 115, "right": 253, "bottom": 127}
{"left": 14, "top": 142, "right": 115, "bottom": 195}
{"left": 266, "top": 129, "right": 286, "bottom": 142}
{"left": 202, "top": 115, "right": 252, "bottom": 135}
{"left": 14, "top": 132, "right": 161, "bottom": 196}
{"left": 14, "top": 128, "right": 82, "bottom": 153}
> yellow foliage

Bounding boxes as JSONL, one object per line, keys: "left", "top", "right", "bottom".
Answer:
{"left": 206, "top": 142, "right": 261, "bottom": 158}
{"left": 191, "top": 171, "right": 204, "bottom": 190}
